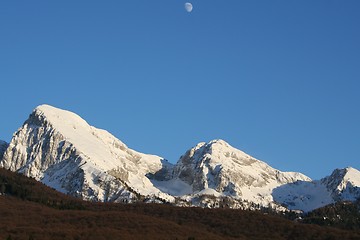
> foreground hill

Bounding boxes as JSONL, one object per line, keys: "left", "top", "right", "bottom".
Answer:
{"left": 0, "top": 168, "right": 360, "bottom": 240}
{"left": 302, "top": 200, "right": 360, "bottom": 230}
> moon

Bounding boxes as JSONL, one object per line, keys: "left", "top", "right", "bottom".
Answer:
{"left": 185, "top": 2, "right": 193, "bottom": 13}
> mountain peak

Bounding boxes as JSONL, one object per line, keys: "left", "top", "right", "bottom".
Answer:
{"left": 1, "top": 105, "right": 174, "bottom": 202}
{"left": 321, "top": 167, "right": 360, "bottom": 202}
{"left": 35, "top": 104, "right": 74, "bottom": 118}
{"left": 191, "top": 139, "right": 250, "bottom": 161}
{"left": 173, "top": 138, "right": 310, "bottom": 207}
{"left": 342, "top": 167, "right": 360, "bottom": 186}
{"left": 344, "top": 166, "right": 358, "bottom": 173}
{"left": 208, "top": 139, "right": 230, "bottom": 146}
{"left": 327, "top": 167, "right": 360, "bottom": 183}
{"left": 34, "top": 104, "right": 91, "bottom": 131}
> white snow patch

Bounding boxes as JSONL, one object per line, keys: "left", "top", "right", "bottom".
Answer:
{"left": 196, "top": 188, "right": 222, "bottom": 197}
{"left": 344, "top": 167, "right": 360, "bottom": 187}
{"left": 272, "top": 180, "right": 334, "bottom": 212}
{"left": 150, "top": 179, "right": 193, "bottom": 196}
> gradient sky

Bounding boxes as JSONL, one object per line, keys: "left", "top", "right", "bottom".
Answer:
{"left": 1, "top": 1, "right": 359, "bottom": 179}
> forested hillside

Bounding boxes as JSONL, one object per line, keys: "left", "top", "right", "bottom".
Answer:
{"left": 0, "top": 168, "right": 359, "bottom": 240}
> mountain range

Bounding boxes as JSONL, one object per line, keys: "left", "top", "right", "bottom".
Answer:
{"left": 1, "top": 104, "right": 359, "bottom": 212}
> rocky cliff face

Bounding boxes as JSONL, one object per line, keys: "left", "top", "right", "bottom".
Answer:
{"left": 0, "top": 140, "right": 8, "bottom": 160}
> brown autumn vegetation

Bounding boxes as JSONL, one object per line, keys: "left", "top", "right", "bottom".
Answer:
{"left": 0, "top": 168, "right": 360, "bottom": 240}
{"left": 302, "top": 200, "right": 360, "bottom": 230}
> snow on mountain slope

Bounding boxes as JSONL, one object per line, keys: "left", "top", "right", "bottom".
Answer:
{"left": 169, "top": 139, "right": 311, "bottom": 208}
{"left": 0, "top": 105, "right": 174, "bottom": 202}
{"left": 272, "top": 180, "right": 334, "bottom": 212}
{"left": 0, "top": 140, "right": 8, "bottom": 160}
{"left": 322, "top": 167, "right": 360, "bottom": 201}
{"left": 272, "top": 167, "right": 360, "bottom": 212}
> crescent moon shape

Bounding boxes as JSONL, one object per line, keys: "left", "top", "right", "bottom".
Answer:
{"left": 185, "top": 2, "right": 193, "bottom": 13}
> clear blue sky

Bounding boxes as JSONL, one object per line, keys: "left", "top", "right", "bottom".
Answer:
{"left": 1, "top": 1, "right": 359, "bottom": 179}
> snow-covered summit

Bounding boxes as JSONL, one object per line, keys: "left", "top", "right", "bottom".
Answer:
{"left": 171, "top": 139, "right": 310, "bottom": 206}
{"left": 321, "top": 167, "right": 360, "bottom": 201}
{"left": 342, "top": 167, "right": 360, "bottom": 187}
{"left": 33, "top": 104, "right": 130, "bottom": 171}
{"left": 1, "top": 104, "right": 174, "bottom": 202}
{"left": 326, "top": 167, "right": 360, "bottom": 188}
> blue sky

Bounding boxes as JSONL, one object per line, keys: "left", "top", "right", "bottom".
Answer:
{"left": 1, "top": 1, "right": 359, "bottom": 179}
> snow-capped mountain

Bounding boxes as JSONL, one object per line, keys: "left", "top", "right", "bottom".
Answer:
{"left": 322, "top": 167, "right": 360, "bottom": 201}
{"left": 0, "top": 105, "right": 174, "bottom": 202}
{"left": 0, "top": 105, "right": 359, "bottom": 212}
{"left": 165, "top": 140, "right": 310, "bottom": 208}
{"left": 272, "top": 167, "right": 360, "bottom": 212}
